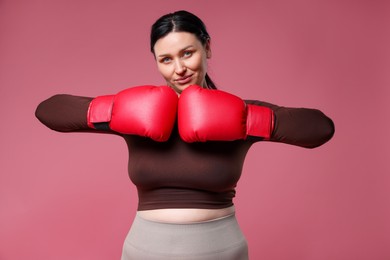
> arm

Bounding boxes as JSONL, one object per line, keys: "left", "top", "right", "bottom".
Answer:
{"left": 35, "top": 94, "right": 110, "bottom": 133}
{"left": 36, "top": 86, "right": 179, "bottom": 140}
{"left": 245, "top": 100, "right": 335, "bottom": 148}
{"left": 177, "top": 85, "right": 334, "bottom": 148}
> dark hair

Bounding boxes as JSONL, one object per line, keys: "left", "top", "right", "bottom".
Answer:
{"left": 150, "top": 10, "right": 217, "bottom": 89}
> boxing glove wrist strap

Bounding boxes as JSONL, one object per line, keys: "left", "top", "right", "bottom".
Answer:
{"left": 87, "top": 95, "right": 115, "bottom": 128}
{"left": 246, "top": 104, "right": 274, "bottom": 139}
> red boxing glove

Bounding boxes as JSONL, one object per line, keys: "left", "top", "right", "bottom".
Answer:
{"left": 178, "top": 85, "right": 274, "bottom": 142}
{"left": 88, "top": 85, "right": 178, "bottom": 141}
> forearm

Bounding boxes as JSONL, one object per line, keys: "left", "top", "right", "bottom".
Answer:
{"left": 246, "top": 100, "right": 335, "bottom": 148}
{"left": 35, "top": 94, "right": 94, "bottom": 132}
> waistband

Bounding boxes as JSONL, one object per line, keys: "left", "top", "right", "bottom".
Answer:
{"left": 123, "top": 212, "right": 248, "bottom": 258}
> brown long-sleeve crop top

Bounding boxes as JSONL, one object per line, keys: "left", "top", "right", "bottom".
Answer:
{"left": 35, "top": 91, "right": 334, "bottom": 210}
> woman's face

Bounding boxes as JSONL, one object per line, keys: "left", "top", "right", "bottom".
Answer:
{"left": 153, "top": 31, "right": 211, "bottom": 94}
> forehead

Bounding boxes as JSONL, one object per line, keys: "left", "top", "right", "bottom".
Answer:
{"left": 154, "top": 32, "right": 202, "bottom": 55}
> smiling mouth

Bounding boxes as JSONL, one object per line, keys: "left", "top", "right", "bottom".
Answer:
{"left": 175, "top": 75, "right": 193, "bottom": 84}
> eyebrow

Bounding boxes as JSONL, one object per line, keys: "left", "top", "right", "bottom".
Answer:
{"left": 157, "top": 45, "right": 195, "bottom": 57}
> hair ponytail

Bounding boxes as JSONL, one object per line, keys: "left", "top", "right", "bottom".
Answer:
{"left": 205, "top": 73, "right": 217, "bottom": 90}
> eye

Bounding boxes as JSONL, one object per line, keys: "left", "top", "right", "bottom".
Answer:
{"left": 183, "top": 50, "right": 193, "bottom": 58}
{"left": 160, "top": 57, "right": 171, "bottom": 64}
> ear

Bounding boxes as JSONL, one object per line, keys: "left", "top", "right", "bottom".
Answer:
{"left": 205, "top": 39, "right": 212, "bottom": 59}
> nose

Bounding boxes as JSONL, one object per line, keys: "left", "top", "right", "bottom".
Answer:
{"left": 174, "top": 60, "right": 186, "bottom": 75}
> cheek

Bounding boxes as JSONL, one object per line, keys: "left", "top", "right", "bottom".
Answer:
{"left": 188, "top": 55, "right": 206, "bottom": 72}
{"left": 157, "top": 64, "right": 171, "bottom": 79}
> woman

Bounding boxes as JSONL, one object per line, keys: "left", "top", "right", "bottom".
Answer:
{"left": 36, "top": 10, "right": 334, "bottom": 260}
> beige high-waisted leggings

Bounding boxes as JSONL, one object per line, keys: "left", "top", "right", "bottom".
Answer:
{"left": 121, "top": 213, "right": 249, "bottom": 260}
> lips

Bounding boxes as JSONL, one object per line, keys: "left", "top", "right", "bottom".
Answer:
{"left": 175, "top": 74, "right": 192, "bottom": 85}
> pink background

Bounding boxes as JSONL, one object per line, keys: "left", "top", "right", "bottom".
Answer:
{"left": 1, "top": 0, "right": 389, "bottom": 259}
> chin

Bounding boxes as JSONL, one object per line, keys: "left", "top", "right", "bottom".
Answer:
{"left": 178, "top": 85, "right": 190, "bottom": 93}
{"left": 178, "top": 84, "right": 191, "bottom": 90}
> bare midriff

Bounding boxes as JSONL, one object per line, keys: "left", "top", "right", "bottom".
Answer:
{"left": 137, "top": 205, "right": 236, "bottom": 224}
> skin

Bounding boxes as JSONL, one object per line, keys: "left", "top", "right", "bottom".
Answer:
{"left": 153, "top": 31, "right": 211, "bottom": 95}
